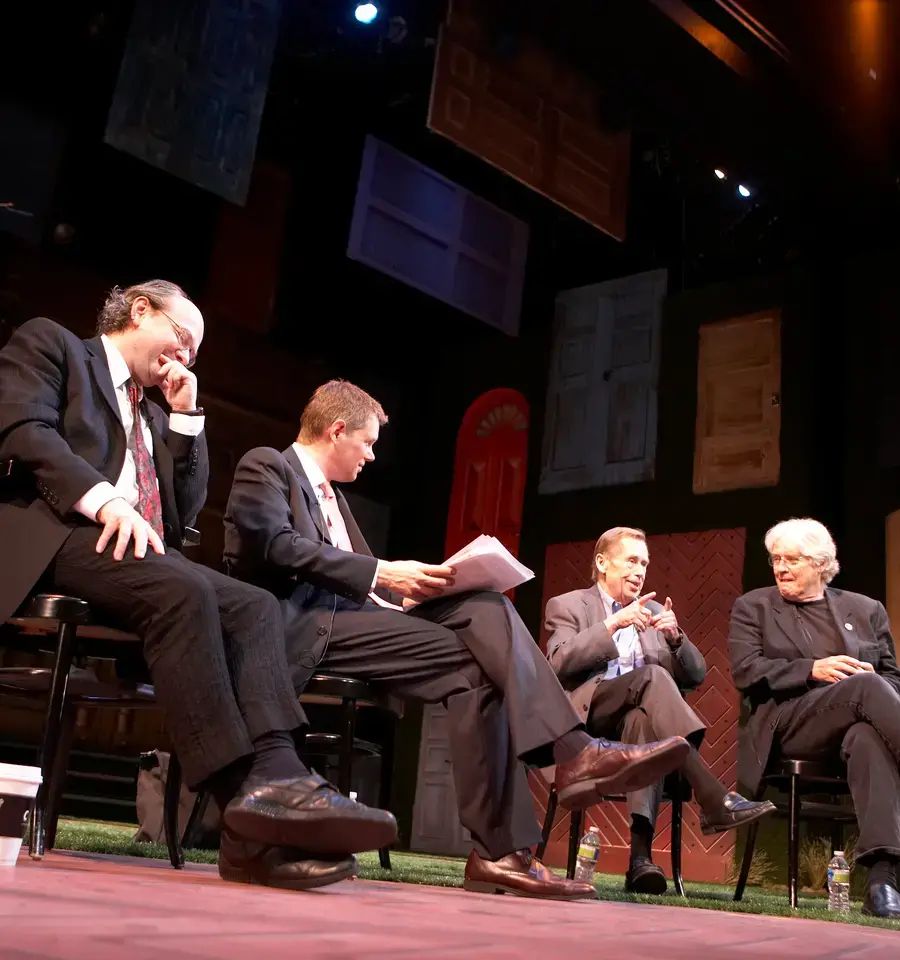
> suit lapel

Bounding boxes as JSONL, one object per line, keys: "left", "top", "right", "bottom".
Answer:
{"left": 771, "top": 591, "right": 814, "bottom": 656}
{"left": 85, "top": 336, "right": 125, "bottom": 436}
{"left": 335, "top": 488, "right": 372, "bottom": 557}
{"left": 582, "top": 587, "right": 606, "bottom": 626}
{"left": 825, "top": 589, "right": 861, "bottom": 660}
{"left": 282, "top": 446, "right": 329, "bottom": 542}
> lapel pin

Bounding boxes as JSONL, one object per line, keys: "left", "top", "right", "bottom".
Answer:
{"left": 845, "top": 623, "right": 853, "bottom": 631}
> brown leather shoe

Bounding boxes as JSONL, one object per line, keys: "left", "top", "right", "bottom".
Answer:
{"left": 462, "top": 849, "right": 598, "bottom": 901}
{"left": 555, "top": 736, "right": 690, "bottom": 810}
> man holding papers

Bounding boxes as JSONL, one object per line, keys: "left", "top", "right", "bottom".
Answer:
{"left": 545, "top": 526, "right": 774, "bottom": 894}
{"left": 224, "top": 380, "right": 690, "bottom": 900}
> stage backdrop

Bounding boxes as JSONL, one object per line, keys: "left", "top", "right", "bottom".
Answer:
{"left": 531, "top": 528, "right": 746, "bottom": 883}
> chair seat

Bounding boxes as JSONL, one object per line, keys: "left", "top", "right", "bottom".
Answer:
{"left": 13, "top": 594, "right": 90, "bottom": 623}
{"left": 0, "top": 666, "right": 156, "bottom": 704}
{"left": 303, "top": 732, "right": 382, "bottom": 758}
{"left": 764, "top": 757, "right": 848, "bottom": 782}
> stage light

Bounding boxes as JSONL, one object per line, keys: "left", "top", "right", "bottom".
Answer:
{"left": 714, "top": 168, "right": 726, "bottom": 180}
{"left": 738, "top": 184, "right": 751, "bottom": 198}
{"left": 354, "top": 3, "right": 379, "bottom": 24}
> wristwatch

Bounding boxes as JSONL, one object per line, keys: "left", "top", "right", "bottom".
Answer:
{"left": 173, "top": 408, "right": 204, "bottom": 416}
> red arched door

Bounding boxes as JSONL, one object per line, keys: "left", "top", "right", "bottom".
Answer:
{"left": 444, "top": 389, "right": 530, "bottom": 567}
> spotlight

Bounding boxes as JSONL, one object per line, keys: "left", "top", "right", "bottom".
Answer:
{"left": 737, "top": 184, "right": 751, "bottom": 198}
{"left": 354, "top": 3, "right": 379, "bottom": 24}
{"left": 714, "top": 168, "right": 726, "bottom": 180}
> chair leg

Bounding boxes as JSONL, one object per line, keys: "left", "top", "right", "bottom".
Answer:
{"left": 164, "top": 752, "right": 185, "bottom": 869}
{"left": 567, "top": 808, "right": 583, "bottom": 880}
{"left": 536, "top": 786, "right": 559, "bottom": 862}
{"left": 377, "top": 713, "right": 396, "bottom": 871}
{"left": 30, "top": 621, "right": 77, "bottom": 860}
{"left": 733, "top": 782, "right": 767, "bottom": 902}
{"left": 44, "top": 702, "right": 77, "bottom": 851}
{"left": 830, "top": 797, "right": 843, "bottom": 858}
{"left": 181, "top": 792, "right": 212, "bottom": 852}
{"left": 338, "top": 697, "right": 357, "bottom": 797}
{"left": 788, "top": 774, "right": 800, "bottom": 909}
{"left": 670, "top": 787, "right": 685, "bottom": 898}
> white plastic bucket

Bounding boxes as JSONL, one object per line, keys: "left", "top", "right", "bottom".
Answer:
{"left": 0, "top": 763, "right": 42, "bottom": 866}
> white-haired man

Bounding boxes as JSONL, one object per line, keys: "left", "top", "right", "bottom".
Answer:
{"left": 730, "top": 518, "right": 900, "bottom": 919}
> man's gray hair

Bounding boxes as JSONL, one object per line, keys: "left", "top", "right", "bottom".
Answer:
{"left": 764, "top": 518, "right": 840, "bottom": 584}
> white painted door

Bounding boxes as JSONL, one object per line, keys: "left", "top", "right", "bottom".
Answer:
{"left": 539, "top": 268, "right": 667, "bottom": 494}
{"left": 410, "top": 704, "right": 472, "bottom": 857}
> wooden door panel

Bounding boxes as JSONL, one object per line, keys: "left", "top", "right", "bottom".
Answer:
{"left": 693, "top": 310, "right": 782, "bottom": 494}
{"left": 540, "top": 269, "right": 666, "bottom": 493}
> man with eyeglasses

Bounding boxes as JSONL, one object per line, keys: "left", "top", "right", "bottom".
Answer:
{"left": 0, "top": 280, "right": 401, "bottom": 892}
{"left": 730, "top": 517, "right": 900, "bottom": 918}
{"left": 545, "top": 526, "right": 774, "bottom": 894}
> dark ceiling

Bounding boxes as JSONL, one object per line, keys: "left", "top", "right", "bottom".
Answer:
{"left": 2, "top": 0, "right": 899, "bottom": 296}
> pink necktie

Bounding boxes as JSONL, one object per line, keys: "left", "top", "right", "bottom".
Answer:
{"left": 318, "top": 481, "right": 402, "bottom": 610}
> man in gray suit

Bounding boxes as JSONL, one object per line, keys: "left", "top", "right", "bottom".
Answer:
{"left": 546, "top": 526, "right": 774, "bottom": 894}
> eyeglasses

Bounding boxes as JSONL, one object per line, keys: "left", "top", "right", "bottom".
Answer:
{"left": 159, "top": 310, "right": 197, "bottom": 368}
{"left": 767, "top": 554, "right": 810, "bottom": 569}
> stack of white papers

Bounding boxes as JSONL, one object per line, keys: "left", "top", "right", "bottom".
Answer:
{"left": 443, "top": 535, "right": 534, "bottom": 595}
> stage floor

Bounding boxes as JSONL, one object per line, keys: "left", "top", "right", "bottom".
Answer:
{"left": 1, "top": 851, "right": 898, "bottom": 959}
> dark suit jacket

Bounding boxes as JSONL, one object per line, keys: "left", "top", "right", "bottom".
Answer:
{"left": 223, "top": 445, "right": 400, "bottom": 691}
{"left": 544, "top": 586, "right": 707, "bottom": 723}
{"left": 0, "top": 316, "right": 208, "bottom": 622}
{"left": 729, "top": 585, "right": 900, "bottom": 791}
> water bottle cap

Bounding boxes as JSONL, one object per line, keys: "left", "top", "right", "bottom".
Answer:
{"left": 834, "top": 850, "right": 844, "bottom": 856}
{"left": 589, "top": 826, "right": 600, "bottom": 833}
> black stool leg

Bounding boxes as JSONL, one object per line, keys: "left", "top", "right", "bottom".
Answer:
{"left": 164, "top": 753, "right": 185, "bottom": 869}
{"left": 536, "top": 786, "right": 559, "bottom": 862}
{"left": 788, "top": 773, "right": 800, "bottom": 909}
{"left": 30, "top": 621, "right": 77, "bottom": 860}
{"left": 338, "top": 697, "right": 357, "bottom": 797}
{"left": 377, "top": 713, "right": 396, "bottom": 870}
{"left": 567, "top": 809, "right": 583, "bottom": 880}
{"left": 181, "top": 792, "right": 212, "bottom": 853}
{"left": 44, "top": 702, "right": 77, "bottom": 851}
{"left": 733, "top": 781, "right": 767, "bottom": 902}
{"left": 671, "top": 787, "right": 685, "bottom": 898}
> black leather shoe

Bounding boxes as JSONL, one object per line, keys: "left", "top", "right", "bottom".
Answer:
{"left": 862, "top": 882, "right": 900, "bottom": 919}
{"left": 223, "top": 773, "right": 398, "bottom": 856}
{"left": 624, "top": 856, "right": 667, "bottom": 895}
{"left": 699, "top": 792, "right": 776, "bottom": 835}
{"left": 218, "top": 828, "right": 358, "bottom": 891}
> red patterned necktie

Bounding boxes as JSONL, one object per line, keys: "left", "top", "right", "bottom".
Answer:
{"left": 127, "top": 382, "right": 165, "bottom": 541}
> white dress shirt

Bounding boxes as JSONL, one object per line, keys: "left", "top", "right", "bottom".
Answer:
{"left": 597, "top": 584, "right": 645, "bottom": 679}
{"left": 74, "top": 335, "right": 205, "bottom": 521}
{"left": 291, "top": 442, "right": 387, "bottom": 601}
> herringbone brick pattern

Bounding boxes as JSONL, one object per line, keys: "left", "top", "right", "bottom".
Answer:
{"left": 534, "top": 529, "right": 746, "bottom": 881}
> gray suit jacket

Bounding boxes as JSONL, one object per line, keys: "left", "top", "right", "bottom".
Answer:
{"left": 729, "top": 585, "right": 900, "bottom": 791}
{"left": 544, "top": 586, "right": 707, "bottom": 723}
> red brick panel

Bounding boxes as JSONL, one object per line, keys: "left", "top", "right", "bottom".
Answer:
{"left": 534, "top": 529, "right": 746, "bottom": 883}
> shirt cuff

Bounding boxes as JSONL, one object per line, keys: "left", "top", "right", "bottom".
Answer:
{"left": 74, "top": 482, "right": 120, "bottom": 521}
{"left": 169, "top": 413, "right": 205, "bottom": 436}
{"left": 371, "top": 559, "right": 382, "bottom": 594}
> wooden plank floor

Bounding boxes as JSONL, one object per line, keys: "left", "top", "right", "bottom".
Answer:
{"left": 0, "top": 851, "right": 898, "bottom": 959}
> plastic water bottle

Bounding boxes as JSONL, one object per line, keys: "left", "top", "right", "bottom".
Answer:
{"left": 827, "top": 850, "right": 850, "bottom": 912}
{"left": 573, "top": 826, "right": 601, "bottom": 883}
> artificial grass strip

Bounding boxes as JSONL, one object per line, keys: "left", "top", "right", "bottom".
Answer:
{"left": 51, "top": 819, "right": 900, "bottom": 929}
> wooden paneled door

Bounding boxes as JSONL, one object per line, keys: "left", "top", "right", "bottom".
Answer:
{"left": 540, "top": 269, "right": 667, "bottom": 495}
{"left": 410, "top": 388, "right": 529, "bottom": 857}
{"left": 693, "top": 310, "right": 782, "bottom": 494}
{"left": 533, "top": 528, "right": 746, "bottom": 883}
